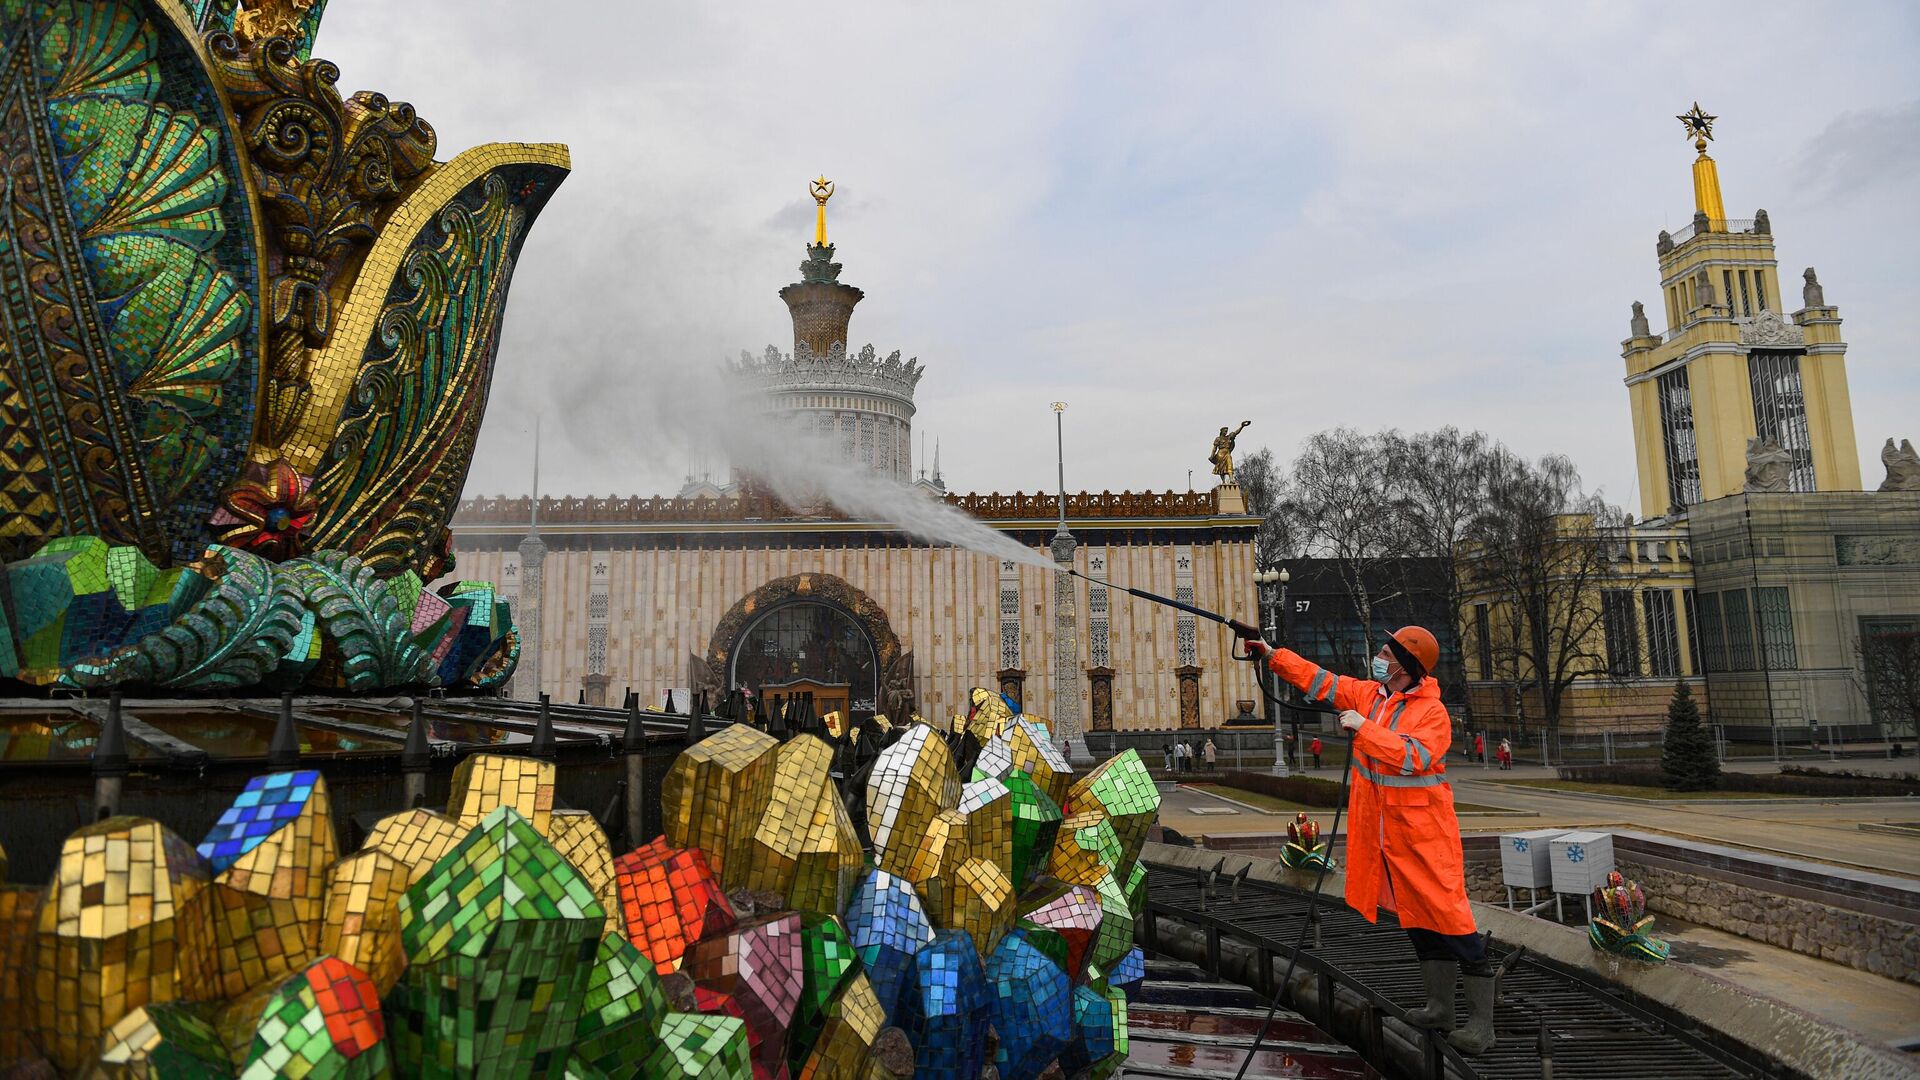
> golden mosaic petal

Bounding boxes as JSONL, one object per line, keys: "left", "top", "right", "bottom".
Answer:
{"left": 190, "top": 774, "right": 339, "bottom": 1001}
{"left": 547, "top": 809, "right": 620, "bottom": 936}
{"left": 320, "top": 849, "right": 410, "bottom": 995}
{"left": 965, "top": 687, "right": 1015, "bottom": 743}
{"left": 948, "top": 857, "right": 1016, "bottom": 958}
{"left": 29, "top": 817, "right": 212, "bottom": 1073}
{"left": 797, "top": 970, "right": 886, "bottom": 1080}
{"left": 358, "top": 807, "right": 466, "bottom": 884}
{"left": 867, "top": 723, "right": 960, "bottom": 880}
{"left": 0, "top": 885, "right": 44, "bottom": 1073}
{"left": 448, "top": 753, "right": 555, "bottom": 836}
{"left": 956, "top": 777, "right": 1015, "bottom": 882}
{"left": 746, "top": 735, "right": 861, "bottom": 914}
{"left": 1047, "top": 810, "right": 1124, "bottom": 889}
{"left": 661, "top": 724, "right": 780, "bottom": 886}
{"left": 1006, "top": 717, "right": 1073, "bottom": 808}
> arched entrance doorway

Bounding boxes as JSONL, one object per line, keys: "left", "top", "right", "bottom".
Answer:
{"left": 699, "top": 573, "right": 914, "bottom": 722}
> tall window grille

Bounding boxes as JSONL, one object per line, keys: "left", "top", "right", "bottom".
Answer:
{"left": 1754, "top": 587, "right": 1798, "bottom": 670}
{"left": 1475, "top": 603, "right": 1492, "bottom": 679}
{"left": 1754, "top": 273, "right": 1767, "bottom": 313}
{"left": 1723, "top": 270, "right": 1735, "bottom": 315}
{"left": 1657, "top": 367, "right": 1702, "bottom": 507}
{"left": 1859, "top": 617, "right": 1919, "bottom": 732}
{"left": 1602, "top": 589, "right": 1640, "bottom": 677}
{"left": 1682, "top": 588, "right": 1701, "bottom": 675}
{"left": 1643, "top": 589, "right": 1682, "bottom": 678}
{"left": 1738, "top": 271, "right": 1753, "bottom": 317}
{"left": 1749, "top": 351, "right": 1816, "bottom": 492}
{"left": 1696, "top": 590, "right": 1726, "bottom": 673}
{"left": 1722, "top": 589, "right": 1755, "bottom": 671}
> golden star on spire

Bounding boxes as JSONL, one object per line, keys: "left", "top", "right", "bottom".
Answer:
{"left": 810, "top": 175, "right": 834, "bottom": 245}
{"left": 1677, "top": 102, "right": 1717, "bottom": 149}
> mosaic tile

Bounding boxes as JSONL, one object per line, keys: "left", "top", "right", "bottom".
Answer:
{"left": 29, "top": 816, "right": 211, "bottom": 1072}
{"left": 1018, "top": 881, "right": 1102, "bottom": 983}
{"left": 222, "top": 955, "right": 388, "bottom": 1079}
{"left": 964, "top": 687, "right": 1015, "bottom": 743}
{"left": 789, "top": 913, "right": 858, "bottom": 1075}
{"left": 843, "top": 868, "right": 934, "bottom": 1024}
{"left": 0, "top": 884, "right": 41, "bottom": 1072}
{"left": 985, "top": 929, "right": 1074, "bottom": 1080}
{"left": 1065, "top": 750, "right": 1159, "bottom": 872}
{"left": 548, "top": 809, "right": 620, "bottom": 936}
{"left": 902, "top": 807, "right": 964, "bottom": 921}
{"left": 193, "top": 771, "right": 339, "bottom": 1000}
{"left": 956, "top": 776, "right": 1014, "bottom": 881}
{"left": 1125, "top": 861, "right": 1148, "bottom": 922}
{"left": 614, "top": 837, "right": 737, "bottom": 974}
{"left": 320, "top": 849, "right": 411, "bottom": 995}
{"left": 641, "top": 1010, "right": 751, "bottom": 1080}
{"left": 662, "top": 724, "right": 780, "bottom": 886}
{"left": 1110, "top": 946, "right": 1146, "bottom": 994}
{"left": 1048, "top": 809, "right": 1123, "bottom": 888}
{"left": 390, "top": 805, "right": 603, "bottom": 1077}
{"left": 1005, "top": 718, "right": 1072, "bottom": 808}
{"left": 447, "top": 753, "right": 554, "bottom": 836}
{"left": 92, "top": 1002, "right": 232, "bottom": 1079}
{"left": 1062, "top": 982, "right": 1129, "bottom": 1079}
{"left": 795, "top": 970, "right": 886, "bottom": 1080}
{"left": 1088, "top": 871, "right": 1135, "bottom": 973}
{"left": 688, "top": 913, "right": 804, "bottom": 1077}
{"left": 1003, "top": 768, "right": 1063, "bottom": 889}
{"left": 946, "top": 857, "right": 1015, "bottom": 959}
{"left": 358, "top": 808, "right": 467, "bottom": 884}
{"left": 574, "top": 933, "right": 668, "bottom": 1077}
{"left": 744, "top": 734, "right": 861, "bottom": 914}
{"left": 866, "top": 723, "right": 959, "bottom": 880}
{"left": 903, "top": 929, "right": 989, "bottom": 1080}
{"left": 971, "top": 734, "right": 1015, "bottom": 781}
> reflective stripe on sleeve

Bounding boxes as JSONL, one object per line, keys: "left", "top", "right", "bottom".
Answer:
{"left": 1354, "top": 761, "right": 1448, "bottom": 788}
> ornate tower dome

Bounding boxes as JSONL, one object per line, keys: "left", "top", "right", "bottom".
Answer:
{"left": 730, "top": 178, "right": 924, "bottom": 484}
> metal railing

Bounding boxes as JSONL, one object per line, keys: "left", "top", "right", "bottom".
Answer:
{"left": 1664, "top": 217, "right": 1759, "bottom": 248}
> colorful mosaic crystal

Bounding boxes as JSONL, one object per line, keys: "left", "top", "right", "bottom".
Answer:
{"left": 447, "top": 753, "right": 554, "bottom": 835}
{"left": 662, "top": 724, "right": 780, "bottom": 886}
{"left": 29, "top": 818, "right": 211, "bottom": 1071}
{"left": 1050, "top": 810, "right": 1124, "bottom": 888}
{"left": 390, "top": 805, "right": 604, "bottom": 1076}
{"left": 1005, "top": 718, "right": 1073, "bottom": 808}
{"left": 1003, "top": 768, "right": 1063, "bottom": 888}
{"left": 1062, "top": 982, "right": 1129, "bottom": 1079}
{"left": 903, "top": 807, "right": 965, "bottom": 921}
{"left": 844, "top": 868, "right": 934, "bottom": 1022}
{"left": 1019, "top": 882, "right": 1103, "bottom": 983}
{"left": 0, "top": 884, "right": 40, "bottom": 1071}
{"left": 965, "top": 687, "right": 1016, "bottom": 742}
{"left": 321, "top": 849, "right": 412, "bottom": 995}
{"left": 947, "top": 857, "right": 1016, "bottom": 958}
{"left": 615, "top": 837, "right": 738, "bottom": 973}
{"left": 226, "top": 955, "right": 389, "bottom": 1079}
{"left": 688, "top": 913, "right": 805, "bottom": 1076}
{"left": 94, "top": 1003, "right": 233, "bottom": 1079}
{"left": 867, "top": 723, "right": 960, "bottom": 879}
{"left": 986, "top": 929, "right": 1075, "bottom": 1080}
{"left": 1, "top": 537, "right": 181, "bottom": 685}
{"left": 904, "top": 929, "right": 990, "bottom": 1080}
{"left": 957, "top": 776, "right": 1014, "bottom": 878}
{"left": 643, "top": 1011, "right": 752, "bottom": 1080}
{"left": 549, "top": 809, "right": 621, "bottom": 936}
{"left": 575, "top": 934, "right": 670, "bottom": 1076}
{"left": 359, "top": 808, "right": 468, "bottom": 883}
{"left": 1088, "top": 871, "right": 1135, "bottom": 973}
{"left": 1065, "top": 750, "right": 1159, "bottom": 872}
{"left": 745, "top": 733, "right": 862, "bottom": 913}
{"left": 796, "top": 970, "right": 887, "bottom": 1080}
{"left": 1110, "top": 947, "right": 1146, "bottom": 994}
{"left": 1588, "top": 870, "right": 1672, "bottom": 962}
{"left": 194, "top": 770, "right": 339, "bottom": 999}
{"left": 972, "top": 735, "right": 1016, "bottom": 782}
{"left": 790, "top": 914, "right": 859, "bottom": 1075}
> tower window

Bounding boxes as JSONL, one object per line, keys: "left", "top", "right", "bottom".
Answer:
{"left": 1723, "top": 270, "right": 1735, "bottom": 315}
{"left": 1754, "top": 587, "right": 1798, "bottom": 670}
{"left": 1696, "top": 590, "right": 1726, "bottom": 673}
{"left": 1738, "top": 271, "right": 1752, "bottom": 317}
{"left": 1657, "top": 367, "right": 1702, "bottom": 508}
{"left": 1755, "top": 273, "right": 1767, "bottom": 313}
{"left": 1723, "top": 589, "right": 1755, "bottom": 671}
{"left": 1644, "top": 589, "right": 1681, "bottom": 679}
{"left": 1602, "top": 589, "right": 1641, "bottom": 676}
{"left": 1748, "top": 350, "right": 1816, "bottom": 491}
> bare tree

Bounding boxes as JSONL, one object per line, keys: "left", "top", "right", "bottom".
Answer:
{"left": 1855, "top": 625, "right": 1920, "bottom": 742}
{"left": 1235, "top": 446, "right": 1304, "bottom": 572}
{"left": 1463, "top": 450, "right": 1623, "bottom": 750}
{"left": 1384, "top": 427, "right": 1498, "bottom": 712}
{"left": 1286, "top": 429, "right": 1413, "bottom": 659}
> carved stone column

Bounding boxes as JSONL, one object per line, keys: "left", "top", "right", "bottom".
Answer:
{"left": 1051, "top": 532, "right": 1084, "bottom": 756}
{"left": 1176, "top": 664, "right": 1202, "bottom": 729}
{"left": 516, "top": 528, "right": 546, "bottom": 701}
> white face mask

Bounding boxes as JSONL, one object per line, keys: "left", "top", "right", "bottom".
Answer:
{"left": 1370, "top": 656, "right": 1391, "bottom": 683}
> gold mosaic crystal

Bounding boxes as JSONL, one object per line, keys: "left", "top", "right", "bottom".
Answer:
{"left": 867, "top": 722, "right": 960, "bottom": 879}
{"left": 29, "top": 817, "right": 211, "bottom": 1072}
{"left": 956, "top": 777, "right": 1015, "bottom": 881}
{"left": 320, "top": 849, "right": 412, "bottom": 994}
{"left": 359, "top": 808, "right": 468, "bottom": 883}
{"left": 0, "top": 878, "right": 39, "bottom": 1072}
{"left": 1049, "top": 809, "right": 1124, "bottom": 888}
{"left": 448, "top": 753, "right": 555, "bottom": 836}
{"left": 662, "top": 723, "right": 781, "bottom": 887}
{"left": 797, "top": 970, "right": 888, "bottom": 1080}
{"left": 192, "top": 778, "right": 340, "bottom": 1001}
{"left": 1006, "top": 717, "right": 1074, "bottom": 808}
{"left": 947, "top": 857, "right": 1016, "bottom": 958}
{"left": 965, "top": 688, "right": 1016, "bottom": 742}
{"left": 746, "top": 735, "right": 862, "bottom": 914}
{"left": 548, "top": 809, "right": 621, "bottom": 935}
{"left": 903, "top": 808, "right": 966, "bottom": 920}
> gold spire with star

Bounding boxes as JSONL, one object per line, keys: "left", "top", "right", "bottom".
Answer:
{"left": 810, "top": 175, "right": 834, "bottom": 246}
{"left": 1677, "top": 102, "right": 1726, "bottom": 227}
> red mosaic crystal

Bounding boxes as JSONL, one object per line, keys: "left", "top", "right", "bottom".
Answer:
{"left": 614, "top": 837, "right": 736, "bottom": 973}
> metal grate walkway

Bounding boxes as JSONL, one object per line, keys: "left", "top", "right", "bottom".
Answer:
{"left": 1142, "top": 863, "right": 1766, "bottom": 1079}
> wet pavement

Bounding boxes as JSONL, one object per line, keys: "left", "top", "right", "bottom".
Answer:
{"left": 1124, "top": 958, "right": 1378, "bottom": 1078}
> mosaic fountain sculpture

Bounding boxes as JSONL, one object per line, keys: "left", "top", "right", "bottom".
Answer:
{"left": 1278, "top": 811, "right": 1334, "bottom": 871}
{"left": 0, "top": 0, "right": 566, "bottom": 691}
{"left": 0, "top": 696, "right": 1155, "bottom": 1077}
{"left": 1587, "top": 870, "right": 1670, "bottom": 963}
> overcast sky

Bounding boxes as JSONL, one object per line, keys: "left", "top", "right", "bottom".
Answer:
{"left": 319, "top": 1, "right": 1919, "bottom": 510}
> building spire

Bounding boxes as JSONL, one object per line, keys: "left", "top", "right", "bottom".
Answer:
{"left": 811, "top": 176, "right": 834, "bottom": 246}
{"left": 1677, "top": 102, "right": 1725, "bottom": 227}
{"left": 529, "top": 415, "right": 541, "bottom": 533}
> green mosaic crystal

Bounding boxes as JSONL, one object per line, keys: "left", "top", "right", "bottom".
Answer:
{"left": 1004, "top": 768, "right": 1062, "bottom": 888}
{"left": 1125, "top": 861, "right": 1148, "bottom": 922}
{"left": 641, "top": 1011, "right": 751, "bottom": 1080}
{"left": 390, "top": 805, "right": 605, "bottom": 1078}
{"left": 1088, "top": 872, "right": 1135, "bottom": 974}
{"left": 574, "top": 934, "right": 668, "bottom": 1077}
{"left": 95, "top": 1002, "right": 234, "bottom": 1079}
{"left": 1014, "top": 918, "right": 1072, "bottom": 973}
{"left": 236, "top": 957, "right": 391, "bottom": 1080}
{"left": 790, "top": 913, "right": 858, "bottom": 1074}
{"left": 1066, "top": 750, "right": 1160, "bottom": 873}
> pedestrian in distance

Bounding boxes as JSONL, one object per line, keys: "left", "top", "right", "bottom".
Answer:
{"left": 1163, "top": 742, "right": 1174, "bottom": 772}
{"left": 1243, "top": 626, "right": 1500, "bottom": 1055}
{"left": 1310, "top": 735, "right": 1324, "bottom": 770}
{"left": 1498, "top": 738, "right": 1512, "bottom": 770}
{"left": 1474, "top": 732, "right": 1485, "bottom": 763}
{"left": 1203, "top": 737, "right": 1217, "bottom": 772}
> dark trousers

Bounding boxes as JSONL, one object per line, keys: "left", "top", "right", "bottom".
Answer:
{"left": 1405, "top": 927, "right": 1493, "bottom": 976}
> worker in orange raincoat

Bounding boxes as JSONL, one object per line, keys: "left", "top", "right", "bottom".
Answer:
{"left": 1245, "top": 626, "right": 1498, "bottom": 1054}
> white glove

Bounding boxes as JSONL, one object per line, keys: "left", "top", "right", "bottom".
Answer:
{"left": 1338, "top": 709, "right": 1366, "bottom": 733}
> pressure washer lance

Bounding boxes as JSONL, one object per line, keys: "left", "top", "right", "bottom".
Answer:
{"left": 1062, "top": 569, "right": 1266, "bottom": 658}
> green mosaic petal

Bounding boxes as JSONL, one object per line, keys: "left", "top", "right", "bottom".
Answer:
{"left": 1005, "top": 767, "right": 1062, "bottom": 888}
{"left": 642, "top": 1012, "right": 751, "bottom": 1080}
{"left": 575, "top": 934, "right": 668, "bottom": 1076}
{"left": 790, "top": 912, "right": 858, "bottom": 1074}
{"left": 36, "top": 0, "right": 160, "bottom": 101}
{"left": 1089, "top": 871, "right": 1135, "bottom": 973}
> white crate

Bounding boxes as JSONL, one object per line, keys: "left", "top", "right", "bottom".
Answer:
{"left": 1498, "top": 829, "right": 1566, "bottom": 890}
{"left": 1550, "top": 831, "right": 1615, "bottom": 894}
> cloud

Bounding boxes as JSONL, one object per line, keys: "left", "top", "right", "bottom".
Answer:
{"left": 1791, "top": 100, "right": 1920, "bottom": 198}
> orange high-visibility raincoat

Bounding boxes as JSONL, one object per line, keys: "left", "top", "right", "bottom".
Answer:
{"left": 1267, "top": 648, "right": 1476, "bottom": 935}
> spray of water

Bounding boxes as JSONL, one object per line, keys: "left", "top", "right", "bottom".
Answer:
{"left": 548, "top": 349, "right": 1059, "bottom": 571}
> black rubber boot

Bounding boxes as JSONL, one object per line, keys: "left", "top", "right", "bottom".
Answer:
{"left": 1403, "top": 960, "right": 1456, "bottom": 1029}
{"left": 1447, "top": 973, "right": 1498, "bottom": 1054}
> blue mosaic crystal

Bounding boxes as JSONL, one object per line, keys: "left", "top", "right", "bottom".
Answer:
{"left": 904, "top": 930, "right": 989, "bottom": 1080}
{"left": 1061, "top": 982, "right": 1125, "bottom": 1076}
{"left": 845, "top": 867, "right": 934, "bottom": 1022}
{"left": 1110, "top": 946, "right": 1146, "bottom": 995}
{"left": 197, "top": 770, "right": 321, "bottom": 871}
{"left": 985, "top": 929, "right": 1073, "bottom": 1080}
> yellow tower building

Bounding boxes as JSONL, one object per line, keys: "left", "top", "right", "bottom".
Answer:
{"left": 1620, "top": 104, "right": 1860, "bottom": 521}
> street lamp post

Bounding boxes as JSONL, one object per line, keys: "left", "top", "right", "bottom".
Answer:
{"left": 1254, "top": 566, "right": 1291, "bottom": 774}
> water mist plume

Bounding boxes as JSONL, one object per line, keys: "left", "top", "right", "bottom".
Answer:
{"left": 548, "top": 350, "right": 1059, "bottom": 571}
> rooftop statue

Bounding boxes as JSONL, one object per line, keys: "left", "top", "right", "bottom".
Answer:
{"left": 0, "top": 0, "right": 566, "bottom": 691}
{"left": 1209, "top": 420, "right": 1251, "bottom": 482}
{"left": 1880, "top": 438, "right": 1920, "bottom": 493}
{"left": 1744, "top": 437, "right": 1794, "bottom": 493}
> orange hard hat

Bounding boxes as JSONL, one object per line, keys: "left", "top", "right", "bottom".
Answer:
{"left": 1387, "top": 626, "right": 1440, "bottom": 679}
